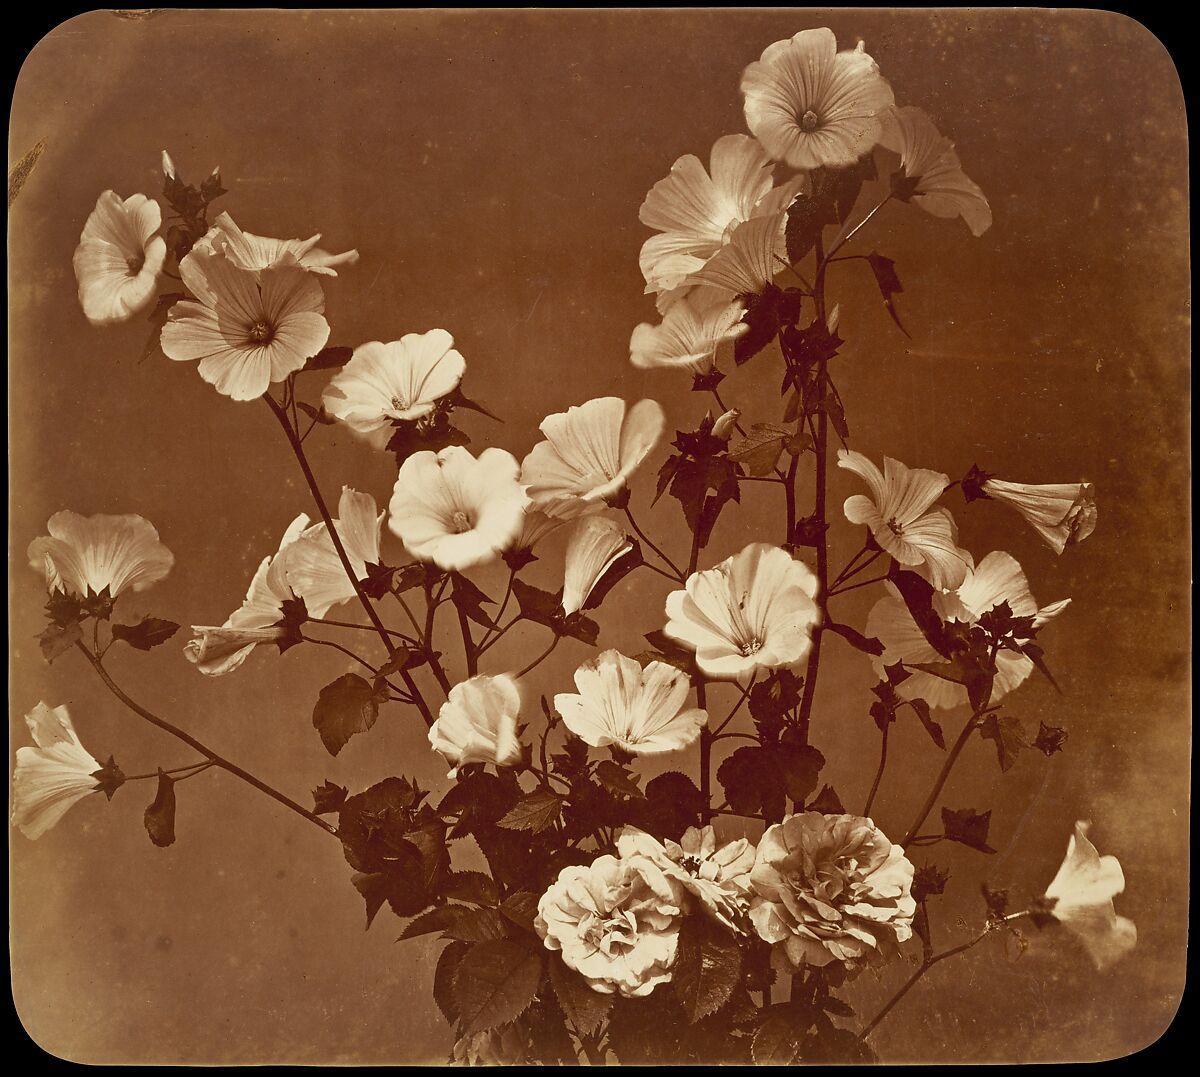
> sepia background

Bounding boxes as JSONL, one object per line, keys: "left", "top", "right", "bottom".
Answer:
{"left": 9, "top": 9, "right": 1188, "bottom": 1065}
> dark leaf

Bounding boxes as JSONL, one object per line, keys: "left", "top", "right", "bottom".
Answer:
{"left": 450, "top": 573, "right": 499, "bottom": 630}
{"left": 399, "top": 904, "right": 471, "bottom": 940}
{"left": 594, "top": 759, "right": 645, "bottom": 800}
{"left": 453, "top": 939, "right": 545, "bottom": 1036}
{"left": 777, "top": 742, "right": 826, "bottom": 803}
{"left": 718, "top": 746, "right": 786, "bottom": 820}
{"left": 1032, "top": 721, "right": 1068, "bottom": 756}
{"left": 941, "top": 807, "right": 997, "bottom": 854}
{"left": 979, "top": 714, "right": 1028, "bottom": 772}
{"left": 824, "top": 621, "right": 884, "bottom": 656}
{"left": 960, "top": 463, "right": 995, "bottom": 503}
{"left": 351, "top": 871, "right": 390, "bottom": 928}
{"left": 350, "top": 864, "right": 431, "bottom": 924}
{"left": 111, "top": 617, "right": 180, "bottom": 651}
{"left": 497, "top": 791, "right": 564, "bottom": 834}
{"left": 691, "top": 368, "right": 726, "bottom": 392}
{"left": 444, "top": 384, "right": 502, "bottom": 423}
{"left": 387, "top": 412, "right": 471, "bottom": 461}
{"left": 1021, "top": 642, "right": 1063, "bottom": 694}
{"left": 312, "top": 780, "right": 348, "bottom": 815}
{"left": 548, "top": 955, "right": 612, "bottom": 1036}
{"left": 785, "top": 186, "right": 839, "bottom": 264}
{"left": 37, "top": 620, "right": 82, "bottom": 662}
{"left": 884, "top": 661, "right": 911, "bottom": 686}
{"left": 434, "top": 941, "right": 470, "bottom": 1024}
{"left": 627, "top": 771, "right": 707, "bottom": 840}
{"left": 312, "top": 673, "right": 386, "bottom": 756}
{"left": 89, "top": 756, "right": 126, "bottom": 800}
{"left": 888, "top": 564, "right": 953, "bottom": 657}
{"left": 908, "top": 697, "right": 946, "bottom": 750}
{"left": 865, "top": 252, "right": 909, "bottom": 336}
{"left": 302, "top": 345, "right": 354, "bottom": 372}
{"left": 44, "top": 590, "right": 85, "bottom": 628}
{"left": 375, "top": 644, "right": 429, "bottom": 679}
{"left": 752, "top": 1012, "right": 804, "bottom": 1065}
{"left": 443, "top": 871, "right": 501, "bottom": 907}
{"left": 832, "top": 154, "right": 877, "bottom": 221}
{"left": 443, "top": 906, "right": 510, "bottom": 943}
{"left": 295, "top": 400, "right": 337, "bottom": 425}
{"left": 640, "top": 629, "right": 702, "bottom": 681}
{"left": 912, "top": 864, "right": 950, "bottom": 903}
{"left": 807, "top": 784, "right": 845, "bottom": 815}
{"left": 143, "top": 770, "right": 177, "bottom": 847}
{"left": 735, "top": 284, "right": 796, "bottom": 366}
{"left": 498, "top": 891, "right": 540, "bottom": 934}
{"left": 338, "top": 776, "right": 429, "bottom": 873}
{"left": 981, "top": 883, "right": 1010, "bottom": 920}
{"left": 671, "top": 915, "right": 743, "bottom": 1023}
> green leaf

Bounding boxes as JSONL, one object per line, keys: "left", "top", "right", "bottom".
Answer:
{"left": 752, "top": 1013, "right": 804, "bottom": 1065}
{"left": 498, "top": 791, "right": 564, "bottom": 834}
{"left": 111, "top": 616, "right": 180, "bottom": 651}
{"left": 312, "top": 673, "right": 386, "bottom": 756}
{"left": 143, "top": 770, "right": 177, "bottom": 848}
{"left": 453, "top": 939, "right": 545, "bottom": 1036}
{"left": 941, "top": 806, "right": 996, "bottom": 854}
{"left": 548, "top": 955, "right": 612, "bottom": 1035}
{"left": 670, "top": 915, "right": 743, "bottom": 1023}
{"left": 398, "top": 904, "right": 471, "bottom": 940}
{"left": 979, "top": 714, "right": 1028, "bottom": 772}
{"left": 37, "top": 620, "right": 82, "bottom": 663}
{"left": 594, "top": 760, "right": 645, "bottom": 800}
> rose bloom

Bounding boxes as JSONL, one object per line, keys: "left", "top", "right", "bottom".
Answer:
{"left": 160, "top": 248, "right": 330, "bottom": 401}
{"left": 561, "top": 516, "right": 632, "bottom": 617}
{"left": 554, "top": 650, "right": 707, "bottom": 755}
{"left": 522, "top": 397, "right": 665, "bottom": 514}
{"left": 740, "top": 28, "right": 894, "bottom": 171}
{"left": 867, "top": 550, "right": 1071, "bottom": 710}
{"left": 664, "top": 543, "right": 820, "bottom": 680}
{"left": 28, "top": 510, "right": 174, "bottom": 601}
{"left": 196, "top": 210, "right": 359, "bottom": 276}
{"left": 12, "top": 703, "right": 103, "bottom": 840}
{"left": 981, "top": 478, "right": 1097, "bottom": 555}
{"left": 629, "top": 288, "right": 749, "bottom": 374}
{"left": 837, "top": 449, "right": 973, "bottom": 591}
{"left": 428, "top": 673, "right": 524, "bottom": 777}
{"left": 285, "top": 487, "right": 384, "bottom": 614}
{"left": 535, "top": 852, "right": 687, "bottom": 997}
{"left": 617, "top": 825, "right": 755, "bottom": 932}
{"left": 1041, "top": 821, "right": 1136, "bottom": 971}
{"left": 749, "top": 812, "right": 916, "bottom": 972}
{"left": 322, "top": 330, "right": 466, "bottom": 449}
{"left": 73, "top": 190, "right": 167, "bottom": 325}
{"left": 388, "top": 446, "right": 527, "bottom": 571}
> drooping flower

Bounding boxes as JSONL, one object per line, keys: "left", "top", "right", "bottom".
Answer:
{"left": 554, "top": 650, "right": 707, "bottom": 754}
{"left": 561, "top": 516, "right": 633, "bottom": 616}
{"left": 285, "top": 487, "right": 384, "bottom": 615}
{"left": 12, "top": 703, "right": 103, "bottom": 840}
{"left": 879, "top": 106, "right": 992, "bottom": 237}
{"left": 837, "top": 449, "right": 973, "bottom": 591}
{"left": 617, "top": 825, "right": 756, "bottom": 932}
{"left": 72, "top": 191, "right": 167, "bottom": 325}
{"left": 522, "top": 397, "right": 665, "bottom": 514}
{"left": 685, "top": 211, "right": 786, "bottom": 299}
{"left": 27, "top": 511, "right": 174, "bottom": 601}
{"left": 980, "top": 479, "right": 1097, "bottom": 555}
{"left": 749, "top": 812, "right": 916, "bottom": 972}
{"left": 740, "top": 28, "right": 895, "bottom": 172}
{"left": 664, "top": 543, "right": 820, "bottom": 680}
{"left": 630, "top": 288, "right": 749, "bottom": 373}
{"left": 321, "top": 330, "right": 466, "bottom": 448}
{"left": 428, "top": 674, "right": 524, "bottom": 777}
{"left": 535, "top": 853, "right": 687, "bottom": 997}
{"left": 388, "top": 446, "right": 527, "bottom": 571}
{"left": 184, "top": 515, "right": 309, "bottom": 676}
{"left": 1040, "top": 821, "right": 1137, "bottom": 971}
{"left": 866, "top": 550, "right": 1071, "bottom": 709}
{"left": 195, "top": 211, "right": 359, "bottom": 276}
{"left": 160, "top": 248, "right": 330, "bottom": 401}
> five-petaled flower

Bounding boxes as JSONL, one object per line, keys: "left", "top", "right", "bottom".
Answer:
{"left": 749, "top": 812, "right": 916, "bottom": 972}
{"left": 389, "top": 445, "right": 527, "bottom": 571}
{"left": 664, "top": 543, "right": 820, "bottom": 679}
{"left": 195, "top": 211, "right": 359, "bottom": 276}
{"left": 73, "top": 191, "right": 167, "bottom": 325}
{"left": 561, "top": 516, "right": 632, "bottom": 617}
{"left": 630, "top": 288, "right": 749, "bottom": 374}
{"left": 428, "top": 673, "right": 524, "bottom": 777}
{"left": 837, "top": 449, "right": 973, "bottom": 591}
{"left": 12, "top": 703, "right": 105, "bottom": 840}
{"left": 980, "top": 478, "right": 1097, "bottom": 555}
{"left": 740, "top": 28, "right": 895, "bottom": 171}
{"left": 286, "top": 487, "right": 385, "bottom": 614}
{"left": 554, "top": 649, "right": 708, "bottom": 754}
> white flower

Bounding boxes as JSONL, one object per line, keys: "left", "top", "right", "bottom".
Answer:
{"left": 554, "top": 650, "right": 707, "bottom": 755}
{"left": 879, "top": 106, "right": 992, "bottom": 236}
{"left": 429, "top": 674, "right": 524, "bottom": 777}
{"left": 185, "top": 515, "right": 309, "bottom": 676}
{"left": 617, "top": 825, "right": 756, "bottom": 932}
{"left": 27, "top": 511, "right": 174, "bottom": 600}
{"left": 837, "top": 449, "right": 973, "bottom": 591}
{"left": 630, "top": 288, "right": 749, "bottom": 373}
{"left": 981, "top": 479, "right": 1097, "bottom": 555}
{"left": 1042, "top": 821, "right": 1137, "bottom": 971}
{"left": 561, "top": 516, "right": 632, "bottom": 616}
{"left": 388, "top": 446, "right": 526, "bottom": 572}
{"left": 72, "top": 191, "right": 167, "bottom": 325}
{"left": 196, "top": 211, "right": 359, "bottom": 276}
{"left": 321, "top": 330, "right": 466, "bottom": 448}
{"left": 535, "top": 853, "right": 687, "bottom": 997}
{"left": 664, "top": 543, "right": 820, "bottom": 680}
{"left": 12, "top": 703, "right": 102, "bottom": 840}
{"left": 508, "top": 506, "right": 573, "bottom": 555}
{"left": 749, "top": 812, "right": 915, "bottom": 972}
{"left": 866, "top": 550, "right": 1071, "bottom": 709}
{"left": 685, "top": 211, "right": 787, "bottom": 299}
{"left": 741, "top": 29, "right": 895, "bottom": 171}
{"left": 160, "top": 248, "right": 330, "bottom": 400}
{"left": 285, "top": 487, "right": 384, "bottom": 615}
{"left": 522, "top": 397, "right": 665, "bottom": 514}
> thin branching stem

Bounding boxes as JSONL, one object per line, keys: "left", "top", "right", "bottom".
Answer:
{"left": 623, "top": 506, "right": 685, "bottom": 582}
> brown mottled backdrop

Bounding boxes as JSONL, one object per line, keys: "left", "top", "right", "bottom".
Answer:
{"left": 8, "top": 9, "right": 1188, "bottom": 1065}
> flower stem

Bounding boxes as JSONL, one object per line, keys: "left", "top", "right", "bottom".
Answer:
{"left": 826, "top": 195, "right": 891, "bottom": 261}
{"left": 309, "top": 615, "right": 414, "bottom": 642}
{"left": 863, "top": 720, "right": 890, "bottom": 817}
{"left": 515, "top": 632, "right": 559, "bottom": 679}
{"left": 901, "top": 711, "right": 982, "bottom": 847}
{"left": 623, "top": 505, "right": 685, "bottom": 582}
{"left": 457, "top": 601, "right": 478, "bottom": 677}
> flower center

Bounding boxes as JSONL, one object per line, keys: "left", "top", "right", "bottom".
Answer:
{"left": 390, "top": 395, "right": 411, "bottom": 411}
{"left": 800, "top": 109, "right": 821, "bottom": 133}
{"left": 126, "top": 254, "right": 145, "bottom": 276}
{"left": 885, "top": 517, "right": 903, "bottom": 535}
{"left": 248, "top": 321, "right": 274, "bottom": 345}
{"left": 739, "top": 637, "right": 763, "bottom": 657}
{"left": 450, "top": 509, "right": 472, "bottom": 534}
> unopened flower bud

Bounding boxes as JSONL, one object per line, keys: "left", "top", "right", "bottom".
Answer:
{"left": 712, "top": 409, "right": 740, "bottom": 440}
{"left": 161, "top": 150, "right": 176, "bottom": 181}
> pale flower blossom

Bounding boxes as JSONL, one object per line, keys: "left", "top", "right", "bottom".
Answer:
{"left": 285, "top": 487, "right": 384, "bottom": 615}
{"left": 837, "top": 449, "right": 973, "bottom": 591}
{"left": 685, "top": 211, "right": 786, "bottom": 299}
{"left": 740, "top": 29, "right": 895, "bottom": 171}
{"left": 664, "top": 543, "right": 820, "bottom": 680}
{"left": 12, "top": 703, "right": 103, "bottom": 840}
{"left": 630, "top": 288, "right": 749, "bottom": 373}
{"left": 196, "top": 211, "right": 359, "bottom": 276}
{"left": 535, "top": 853, "right": 687, "bottom": 997}
{"left": 27, "top": 511, "right": 174, "bottom": 600}
{"left": 1041, "top": 821, "right": 1137, "bottom": 971}
{"left": 522, "top": 397, "right": 665, "bottom": 514}
{"left": 554, "top": 650, "right": 707, "bottom": 755}
{"left": 72, "top": 191, "right": 167, "bottom": 325}
{"left": 160, "top": 248, "right": 330, "bottom": 400}
{"left": 321, "top": 329, "right": 466, "bottom": 448}
{"left": 981, "top": 479, "right": 1097, "bottom": 555}
{"left": 617, "top": 825, "right": 755, "bottom": 932}
{"left": 749, "top": 812, "right": 915, "bottom": 972}
{"left": 866, "top": 550, "right": 1071, "bottom": 709}
{"left": 388, "top": 446, "right": 527, "bottom": 572}
{"left": 428, "top": 674, "right": 524, "bottom": 777}
{"left": 879, "top": 106, "right": 992, "bottom": 236}
{"left": 561, "top": 516, "right": 633, "bottom": 616}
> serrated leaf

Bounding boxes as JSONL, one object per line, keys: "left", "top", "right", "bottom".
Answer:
{"left": 454, "top": 939, "right": 545, "bottom": 1036}
{"left": 729, "top": 423, "right": 789, "bottom": 476}
{"left": 979, "top": 714, "right": 1027, "bottom": 772}
{"left": 497, "top": 791, "right": 564, "bottom": 833}
{"left": 941, "top": 806, "right": 996, "bottom": 853}
{"left": 111, "top": 616, "right": 180, "bottom": 651}
{"left": 399, "top": 904, "right": 471, "bottom": 940}
{"left": 434, "top": 941, "right": 470, "bottom": 1023}
{"left": 499, "top": 891, "right": 540, "bottom": 933}
{"left": 752, "top": 1013, "right": 803, "bottom": 1065}
{"left": 548, "top": 956, "right": 612, "bottom": 1036}
{"left": 443, "top": 870, "right": 501, "bottom": 907}
{"left": 312, "top": 780, "right": 348, "bottom": 815}
{"left": 312, "top": 673, "right": 385, "bottom": 756}
{"left": 671, "top": 915, "right": 743, "bottom": 1023}
{"left": 594, "top": 760, "right": 645, "bottom": 800}
{"left": 143, "top": 770, "right": 177, "bottom": 847}
{"left": 444, "top": 906, "right": 509, "bottom": 943}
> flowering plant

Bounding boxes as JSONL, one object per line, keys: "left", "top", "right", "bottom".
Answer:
{"left": 16, "top": 23, "right": 1141, "bottom": 1065}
